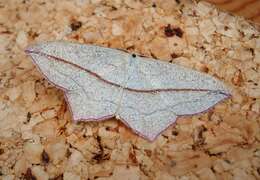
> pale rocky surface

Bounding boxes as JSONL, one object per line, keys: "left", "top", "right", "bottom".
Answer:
{"left": 0, "top": 0, "right": 259, "bottom": 179}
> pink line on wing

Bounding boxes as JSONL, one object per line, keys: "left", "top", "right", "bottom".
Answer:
{"left": 25, "top": 50, "right": 230, "bottom": 96}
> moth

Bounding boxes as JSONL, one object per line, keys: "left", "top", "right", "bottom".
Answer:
{"left": 25, "top": 41, "right": 231, "bottom": 141}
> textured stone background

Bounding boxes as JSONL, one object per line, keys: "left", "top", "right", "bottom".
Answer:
{"left": 0, "top": 0, "right": 259, "bottom": 179}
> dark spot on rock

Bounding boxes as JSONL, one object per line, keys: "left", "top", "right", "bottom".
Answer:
{"left": 249, "top": 48, "right": 255, "bottom": 55}
{"left": 1, "top": 30, "right": 12, "bottom": 34}
{"left": 129, "top": 152, "right": 138, "bottom": 164}
{"left": 171, "top": 53, "right": 179, "bottom": 59}
{"left": 92, "top": 153, "right": 103, "bottom": 162}
{"left": 58, "top": 126, "right": 66, "bottom": 136}
{"left": 211, "top": 166, "right": 216, "bottom": 173}
{"left": 41, "top": 150, "right": 49, "bottom": 164}
{"left": 232, "top": 69, "right": 243, "bottom": 86}
{"left": 162, "top": 134, "right": 168, "bottom": 139}
{"left": 28, "top": 31, "right": 39, "bottom": 39}
{"left": 144, "top": 149, "right": 152, "bottom": 157}
{"left": 164, "top": 24, "right": 175, "bottom": 37}
{"left": 92, "top": 136, "right": 110, "bottom": 163}
{"left": 205, "top": 150, "right": 223, "bottom": 157}
{"left": 250, "top": 34, "right": 258, "bottom": 39}
{"left": 150, "top": 52, "right": 157, "bottom": 59}
{"left": 0, "top": 148, "right": 4, "bottom": 155}
{"left": 17, "top": 67, "right": 25, "bottom": 70}
{"left": 224, "top": 26, "right": 229, "bottom": 31}
{"left": 39, "top": 2, "right": 46, "bottom": 5}
{"left": 164, "top": 24, "right": 183, "bottom": 38}
{"left": 152, "top": 3, "right": 156, "bottom": 8}
{"left": 93, "top": 151, "right": 110, "bottom": 163}
{"left": 111, "top": 6, "right": 117, "bottom": 11}
{"left": 132, "top": 53, "right": 136, "bottom": 58}
{"left": 201, "top": 65, "right": 209, "bottom": 73}
{"left": 198, "top": 126, "right": 207, "bottom": 138}
{"left": 193, "top": 125, "right": 207, "bottom": 148}
{"left": 27, "top": 112, "right": 31, "bottom": 120}
{"left": 66, "top": 149, "right": 72, "bottom": 158}
{"left": 25, "top": 112, "right": 31, "bottom": 124}
{"left": 224, "top": 159, "right": 231, "bottom": 163}
{"left": 72, "top": 34, "right": 80, "bottom": 40}
{"left": 132, "top": 144, "right": 139, "bottom": 150}
{"left": 171, "top": 160, "right": 177, "bottom": 167}
{"left": 70, "top": 20, "right": 82, "bottom": 31}
{"left": 24, "top": 168, "right": 36, "bottom": 180}
{"left": 172, "top": 130, "right": 178, "bottom": 136}
{"left": 239, "top": 30, "right": 245, "bottom": 37}
{"left": 173, "top": 27, "right": 183, "bottom": 38}
{"left": 96, "top": 135, "right": 101, "bottom": 144}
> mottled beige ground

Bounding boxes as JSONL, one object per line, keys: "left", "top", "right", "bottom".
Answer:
{"left": 0, "top": 0, "right": 259, "bottom": 180}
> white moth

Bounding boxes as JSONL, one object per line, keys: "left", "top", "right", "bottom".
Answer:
{"left": 26, "top": 41, "right": 230, "bottom": 141}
